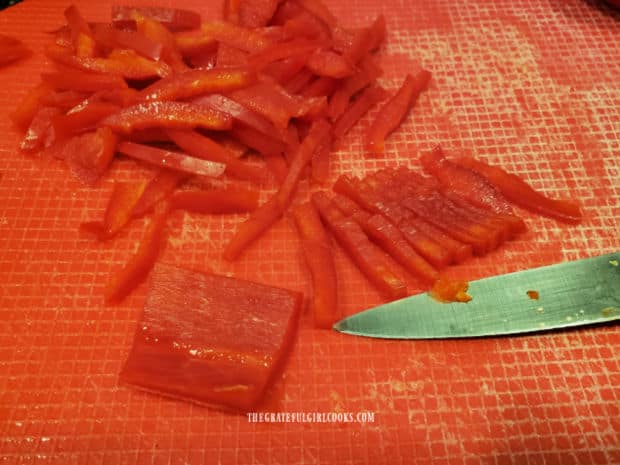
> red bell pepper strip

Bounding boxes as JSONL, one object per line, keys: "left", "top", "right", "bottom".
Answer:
{"left": 331, "top": 85, "right": 387, "bottom": 143}
{"left": 102, "top": 101, "right": 233, "bottom": 134}
{"left": 138, "top": 67, "right": 256, "bottom": 102}
{"left": 174, "top": 30, "right": 218, "bottom": 58}
{"left": 420, "top": 146, "right": 515, "bottom": 215}
{"left": 333, "top": 193, "right": 439, "bottom": 285}
{"left": 57, "top": 127, "right": 118, "bottom": 185}
{"left": 230, "top": 124, "right": 288, "bottom": 157}
{"left": 342, "top": 15, "right": 386, "bottom": 64}
{"left": 166, "top": 129, "right": 269, "bottom": 183}
{"left": 40, "top": 68, "right": 128, "bottom": 93}
{"left": 132, "top": 170, "right": 190, "bottom": 218}
{"left": 263, "top": 154, "right": 289, "bottom": 184}
{"left": 39, "top": 90, "right": 89, "bottom": 111}
{"left": 201, "top": 21, "right": 274, "bottom": 53}
{"left": 223, "top": 119, "right": 330, "bottom": 260}
{"left": 10, "top": 83, "right": 54, "bottom": 131}
{"left": 291, "top": 201, "right": 338, "bottom": 329}
{"left": 238, "top": 0, "right": 281, "bottom": 27}
{"left": 52, "top": 101, "right": 121, "bottom": 140}
{"left": 91, "top": 23, "right": 163, "bottom": 61}
{"left": 45, "top": 43, "right": 172, "bottom": 80}
{"left": 310, "top": 138, "right": 332, "bottom": 184}
{"left": 301, "top": 76, "right": 339, "bottom": 98}
{"left": 119, "top": 262, "right": 302, "bottom": 410}
{"left": 20, "top": 107, "right": 61, "bottom": 153}
{"left": 111, "top": 6, "right": 202, "bottom": 32}
{"left": 216, "top": 43, "right": 249, "bottom": 67}
{"left": 81, "top": 180, "right": 147, "bottom": 240}
{"left": 366, "top": 70, "right": 431, "bottom": 153}
{"left": 104, "top": 208, "right": 169, "bottom": 305}
{"left": 64, "top": 5, "right": 96, "bottom": 57}
{"left": 312, "top": 191, "right": 407, "bottom": 299}
{"left": 429, "top": 278, "right": 472, "bottom": 303}
{"left": 0, "top": 34, "right": 31, "bottom": 67}
{"left": 170, "top": 188, "right": 260, "bottom": 214}
{"left": 223, "top": 0, "right": 241, "bottom": 24}
{"left": 133, "top": 16, "right": 189, "bottom": 73}
{"left": 248, "top": 38, "right": 321, "bottom": 69}
{"left": 404, "top": 216, "right": 473, "bottom": 265}
{"left": 284, "top": 69, "right": 315, "bottom": 94}
{"left": 230, "top": 82, "right": 327, "bottom": 129}
{"left": 454, "top": 157, "right": 583, "bottom": 224}
{"left": 281, "top": 12, "right": 331, "bottom": 41}
{"left": 116, "top": 141, "right": 227, "bottom": 178}
{"left": 263, "top": 55, "right": 309, "bottom": 85}
{"left": 306, "top": 49, "right": 353, "bottom": 79}
{"left": 328, "top": 56, "right": 382, "bottom": 120}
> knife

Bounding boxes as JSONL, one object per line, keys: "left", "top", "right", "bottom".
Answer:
{"left": 333, "top": 252, "right": 620, "bottom": 339}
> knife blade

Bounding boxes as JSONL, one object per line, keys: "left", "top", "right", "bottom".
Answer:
{"left": 333, "top": 252, "right": 620, "bottom": 339}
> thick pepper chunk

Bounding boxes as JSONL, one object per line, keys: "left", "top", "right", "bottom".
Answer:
{"left": 120, "top": 262, "right": 302, "bottom": 410}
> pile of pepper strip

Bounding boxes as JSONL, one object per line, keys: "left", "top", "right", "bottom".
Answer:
{"left": 10, "top": 1, "right": 582, "bottom": 329}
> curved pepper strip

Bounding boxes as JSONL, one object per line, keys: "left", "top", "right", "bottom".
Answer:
{"left": 167, "top": 129, "right": 269, "bottom": 183}
{"left": 41, "top": 67, "right": 128, "bottom": 93}
{"left": 454, "top": 157, "right": 583, "bottom": 224}
{"left": 45, "top": 43, "right": 171, "bottom": 80}
{"left": 91, "top": 24, "right": 163, "bottom": 61}
{"left": 132, "top": 169, "right": 190, "bottom": 218}
{"left": 170, "top": 188, "right": 260, "bottom": 214}
{"left": 81, "top": 180, "right": 147, "bottom": 240}
{"left": 223, "top": 119, "right": 331, "bottom": 260}
{"left": 104, "top": 206, "right": 169, "bottom": 305}
{"left": 138, "top": 67, "right": 256, "bottom": 102}
{"left": 116, "top": 141, "right": 227, "bottom": 178}
{"left": 52, "top": 101, "right": 121, "bottom": 140}
{"left": 292, "top": 201, "right": 338, "bottom": 329}
{"left": 11, "top": 83, "right": 54, "bottom": 131}
{"left": 134, "top": 15, "right": 189, "bottom": 73}
{"left": 331, "top": 85, "right": 387, "bottom": 143}
{"left": 201, "top": 21, "right": 273, "bottom": 53}
{"left": 20, "top": 106, "right": 61, "bottom": 153}
{"left": 312, "top": 191, "right": 407, "bottom": 300}
{"left": 64, "top": 5, "right": 95, "bottom": 57}
{"left": 102, "top": 101, "right": 233, "bottom": 134}
{"left": 366, "top": 70, "right": 431, "bottom": 153}
{"left": 111, "top": 6, "right": 202, "bottom": 31}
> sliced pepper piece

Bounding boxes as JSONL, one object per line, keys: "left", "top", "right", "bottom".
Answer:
{"left": 295, "top": 0, "right": 337, "bottom": 28}
{"left": 52, "top": 101, "right": 121, "bottom": 140}
{"left": 366, "top": 70, "right": 431, "bottom": 153}
{"left": 328, "top": 55, "right": 381, "bottom": 120}
{"left": 291, "top": 201, "right": 338, "bottom": 329}
{"left": 91, "top": 23, "right": 163, "bottom": 61}
{"left": 331, "top": 85, "right": 387, "bottom": 143}
{"left": 40, "top": 90, "right": 90, "bottom": 112}
{"left": 54, "top": 127, "right": 118, "bottom": 185}
{"left": 306, "top": 49, "right": 354, "bottom": 79}
{"left": 248, "top": 38, "right": 322, "bottom": 69}
{"left": 238, "top": 0, "right": 281, "bottom": 27}
{"left": 138, "top": 67, "right": 256, "bottom": 102}
{"left": 167, "top": 129, "right": 269, "bottom": 183}
{"left": 173, "top": 30, "right": 218, "bottom": 58}
{"left": 119, "top": 262, "right": 302, "bottom": 410}
{"left": 333, "top": 194, "right": 438, "bottom": 285}
{"left": 40, "top": 67, "right": 128, "bottom": 93}
{"left": 116, "top": 141, "right": 227, "bottom": 178}
{"left": 104, "top": 208, "right": 169, "bottom": 304}
{"left": 111, "top": 6, "right": 202, "bottom": 32}
{"left": 223, "top": 119, "right": 330, "bottom": 260}
{"left": 170, "top": 188, "right": 260, "bottom": 214}
{"left": 132, "top": 170, "right": 190, "bottom": 218}
{"left": 341, "top": 15, "right": 386, "bottom": 64}
{"left": 10, "top": 83, "right": 54, "bottom": 131}
{"left": 454, "top": 156, "right": 583, "bottom": 224}
{"left": 312, "top": 191, "right": 407, "bottom": 300}
{"left": 102, "top": 101, "right": 233, "bottom": 134}
{"left": 20, "top": 106, "right": 61, "bottom": 153}
{"left": 133, "top": 15, "right": 189, "bottom": 73}
{"left": 420, "top": 146, "right": 515, "bottom": 215}
{"left": 0, "top": 33, "right": 31, "bottom": 67}
{"left": 201, "top": 21, "right": 273, "bottom": 53}
{"left": 230, "top": 124, "right": 288, "bottom": 157}
{"left": 64, "top": 5, "right": 96, "bottom": 57}
{"left": 45, "top": 43, "right": 171, "bottom": 80}
{"left": 81, "top": 180, "right": 147, "bottom": 240}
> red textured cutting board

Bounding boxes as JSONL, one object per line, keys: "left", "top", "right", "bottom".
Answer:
{"left": 1, "top": 0, "right": 620, "bottom": 464}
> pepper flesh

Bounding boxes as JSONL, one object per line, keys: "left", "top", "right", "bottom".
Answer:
{"left": 119, "top": 262, "right": 302, "bottom": 410}
{"left": 292, "top": 201, "right": 338, "bottom": 329}
{"left": 366, "top": 70, "right": 431, "bottom": 153}
{"left": 170, "top": 188, "right": 260, "bottom": 214}
{"left": 454, "top": 156, "right": 583, "bottom": 224}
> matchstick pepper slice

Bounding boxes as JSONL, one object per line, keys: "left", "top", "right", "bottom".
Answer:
{"left": 366, "top": 70, "right": 431, "bottom": 153}
{"left": 119, "top": 262, "right": 302, "bottom": 410}
{"left": 104, "top": 208, "right": 169, "bottom": 304}
{"left": 111, "top": 6, "right": 202, "bottom": 32}
{"left": 454, "top": 156, "right": 583, "bottom": 224}
{"left": 102, "top": 101, "right": 232, "bottom": 134}
{"left": 292, "top": 201, "right": 338, "bottom": 329}
{"left": 312, "top": 191, "right": 407, "bottom": 300}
